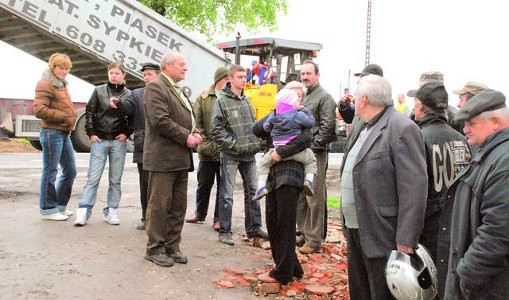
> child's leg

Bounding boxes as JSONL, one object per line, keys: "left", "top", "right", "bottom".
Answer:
{"left": 283, "top": 149, "right": 316, "bottom": 196}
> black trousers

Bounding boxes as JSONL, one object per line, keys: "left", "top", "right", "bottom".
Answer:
{"left": 343, "top": 226, "right": 394, "bottom": 300}
{"left": 137, "top": 163, "right": 149, "bottom": 221}
{"left": 194, "top": 161, "right": 220, "bottom": 221}
{"left": 266, "top": 186, "right": 303, "bottom": 284}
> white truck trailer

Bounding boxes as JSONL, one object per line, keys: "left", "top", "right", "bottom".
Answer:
{"left": 0, "top": 0, "right": 228, "bottom": 151}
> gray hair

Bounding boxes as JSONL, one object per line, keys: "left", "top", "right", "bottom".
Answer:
{"left": 357, "top": 74, "right": 393, "bottom": 107}
{"left": 479, "top": 107, "right": 509, "bottom": 121}
{"left": 283, "top": 81, "right": 307, "bottom": 95}
{"left": 160, "top": 50, "right": 183, "bottom": 70}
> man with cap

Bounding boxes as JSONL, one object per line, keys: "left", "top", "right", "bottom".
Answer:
{"left": 247, "top": 60, "right": 273, "bottom": 85}
{"left": 338, "top": 64, "right": 383, "bottom": 123}
{"left": 407, "top": 71, "right": 459, "bottom": 131}
{"left": 412, "top": 81, "right": 472, "bottom": 297}
{"left": 451, "top": 81, "right": 488, "bottom": 133}
{"left": 109, "top": 62, "right": 160, "bottom": 230}
{"left": 443, "top": 89, "right": 509, "bottom": 299}
{"left": 185, "top": 67, "right": 229, "bottom": 230}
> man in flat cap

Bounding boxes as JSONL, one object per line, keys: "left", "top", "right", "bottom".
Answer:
{"left": 109, "top": 62, "right": 160, "bottom": 230}
{"left": 185, "top": 67, "right": 229, "bottom": 231}
{"left": 451, "top": 82, "right": 488, "bottom": 133}
{"left": 338, "top": 64, "right": 384, "bottom": 123}
{"left": 444, "top": 89, "right": 509, "bottom": 299}
{"left": 413, "top": 81, "right": 471, "bottom": 298}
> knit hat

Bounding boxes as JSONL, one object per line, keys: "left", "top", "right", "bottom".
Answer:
{"left": 275, "top": 89, "right": 299, "bottom": 114}
{"left": 214, "top": 67, "right": 229, "bottom": 85}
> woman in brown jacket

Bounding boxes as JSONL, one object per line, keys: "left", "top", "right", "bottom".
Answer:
{"left": 34, "top": 53, "right": 77, "bottom": 221}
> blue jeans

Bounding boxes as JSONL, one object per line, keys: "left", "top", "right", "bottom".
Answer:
{"left": 78, "top": 139, "right": 126, "bottom": 218}
{"left": 39, "top": 128, "right": 77, "bottom": 214}
{"left": 218, "top": 158, "right": 262, "bottom": 236}
{"left": 194, "top": 161, "right": 220, "bottom": 222}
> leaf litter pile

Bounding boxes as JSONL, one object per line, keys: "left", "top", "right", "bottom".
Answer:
{"left": 213, "top": 221, "right": 350, "bottom": 299}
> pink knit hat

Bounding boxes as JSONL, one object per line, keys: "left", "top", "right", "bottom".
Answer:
{"left": 275, "top": 89, "right": 298, "bottom": 114}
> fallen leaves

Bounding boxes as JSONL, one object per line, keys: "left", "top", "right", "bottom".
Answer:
{"left": 212, "top": 221, "right": 351, "bottom": 299}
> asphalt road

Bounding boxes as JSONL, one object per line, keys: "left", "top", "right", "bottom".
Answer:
{"left": 0, "top": 152, "right": 343, "bottom": 299}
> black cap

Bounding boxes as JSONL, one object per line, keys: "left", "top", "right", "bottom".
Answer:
{"left": 455, "top": 89, "right": 506, "bottom": 121}
{"left": 140, "top": 62, "right": 160, "bottom": 72}
{"left": 354, "top": 64, "right": 383, "bottom": 77}
{"left": 415, "top": 81, "right": 448, "bottom": 111}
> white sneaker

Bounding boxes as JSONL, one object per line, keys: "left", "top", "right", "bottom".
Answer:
{"left": 60, "top": 210, "right": 74, "bottom": 216}
{"left": 74, "top": 207, "right": 88, "bottom": 226}
{"left": 104, "top": 207, "right": 120, "bottom": 225}
{"left": 42, "top": 212, "right": 69, "bottom": 221}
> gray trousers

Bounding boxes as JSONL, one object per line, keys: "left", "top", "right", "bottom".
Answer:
{"left": 296, "top": 150, "right": 327, "bottom": 250}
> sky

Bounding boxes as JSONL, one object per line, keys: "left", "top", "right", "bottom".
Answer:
{"left": 1, "top": 0, "right": 509, "bottom": 107}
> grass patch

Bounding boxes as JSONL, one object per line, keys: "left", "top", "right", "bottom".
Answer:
{"left": 327, "top": 196, "right": 341, "bottom": 208}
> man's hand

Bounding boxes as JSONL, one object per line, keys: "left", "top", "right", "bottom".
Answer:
{"left": 271, "top": 149, "right": 282, "bottom": 162}
{"left": 90, "top": 135, "right": 101, "bottom": 143}
{"left": 186, "top": 134, "right": 197, "bottom": 148}
{"left": 109, "top": 97, "right": 120, "bottom": 109}
{"left": 397, "top": 244, "right": 414, "bottom": 255}
{"left": 116, "top": 134, "right": 127, "bottom": 142}
{"left": 192, "top": 132, "right": 203, "bottom": 145}
{"left": 338, "top": 95, "right": 352, "bottom": 109}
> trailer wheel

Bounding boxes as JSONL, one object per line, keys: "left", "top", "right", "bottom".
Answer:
{"left": 71, "top": 109, "right": 91, "bottom": 152}
{"left": 29, "top": 140, "right": 43, "bottom": 150}
{"left": 71, "top": 109, "right": 134, "bottom": 153}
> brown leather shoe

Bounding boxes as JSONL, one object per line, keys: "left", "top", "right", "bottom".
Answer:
{"left": 213, "top": 221, "right": 220, "bottom": 231}
{"left": 185, "top": 215, "right": 204, "bottom": 223}
{"left": 298, "top": 244, "right": 319, "bottom": 254}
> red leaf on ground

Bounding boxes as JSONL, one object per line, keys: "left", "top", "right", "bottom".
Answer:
{"left": 222, "top": 268, "right": 244, "bottom": 276}
{"left": 220, "top": 275, "right": 238, "bottom": 281}
{"left": 305, "top": 285, "right": 334, "bottom": 295}
{"left": 213, "top": 280, "right": 235, "bottom": 288}
{"left": 234, "top": 277, "right": 250, "bottom": 286}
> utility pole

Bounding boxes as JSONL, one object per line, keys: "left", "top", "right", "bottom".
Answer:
{"left": 365, "top": 0, "right": 372, "bottom": 66}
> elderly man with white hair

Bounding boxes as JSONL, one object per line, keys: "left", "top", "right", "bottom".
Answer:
{"left": 340, "top": 74, "right": 428, "bottom": 299}
{"left": 444, "top": 89, "right": 509, "bottom": 299}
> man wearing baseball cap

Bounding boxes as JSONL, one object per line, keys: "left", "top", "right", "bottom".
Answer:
{"left": 185, "top": 67, "right": 229, "bottom": 230}
{"left": 453, "top": 81, "right": 488, "bottom": 109}
{"left": 444, "top": 89, "right": 509, "bottom": 299}
{"left": 338, "top": 64, "right": 384, "bottom": 123}
{"left": 413, "top": 81, "right": 471, "bottom": 298}
{"left": 109, "top": 62, "right": 161, "bottom": 230}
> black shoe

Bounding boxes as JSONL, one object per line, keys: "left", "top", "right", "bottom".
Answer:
{"left": 167, "top": 251, "right": 188, "bottom": 264}
{"left": 219, "top": 234, "right": 235, "bottom": 246}
{"left": 248, "top": 230, "right": 269, "bottom": 240}
{"left": 144, "top": 253, "right": 174, "bottom": 267}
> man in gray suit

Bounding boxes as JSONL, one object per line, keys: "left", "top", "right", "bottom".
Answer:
{"left": 143, "top": 50, "right": 203, "bottom": 267}
{"left": 340, "top": 74, "right": 428, "bottom": 299}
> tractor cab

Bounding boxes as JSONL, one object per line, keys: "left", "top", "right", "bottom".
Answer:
{"left": 217, "top": 37, "right": 322, "bottom": 119}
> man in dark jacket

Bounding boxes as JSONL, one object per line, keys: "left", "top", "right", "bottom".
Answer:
{"left": 338, "top": 64, "right": 383, "bottom": 124}
{"left": 412, "top": 81, "right": 472, "bottom": 297}
{"left": 109, "top": 62, "right": 160, "bottom": 230}
{"left": 444, "top": 89, "right": 509, "bottom": 299}
{"left": 296, "top": 60, "right": 337, "bottom": 254}
{"left": 210, "top": 65, "right": 267, "bottom": 246}
{"left": 75, "top": 62, "right": 132, "bottom": 226}
{"left": 185, "top": 67, "right": 229, "bottom": 230}
{"left": 341, "top": 74, "right": 427, "bottom": 299}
